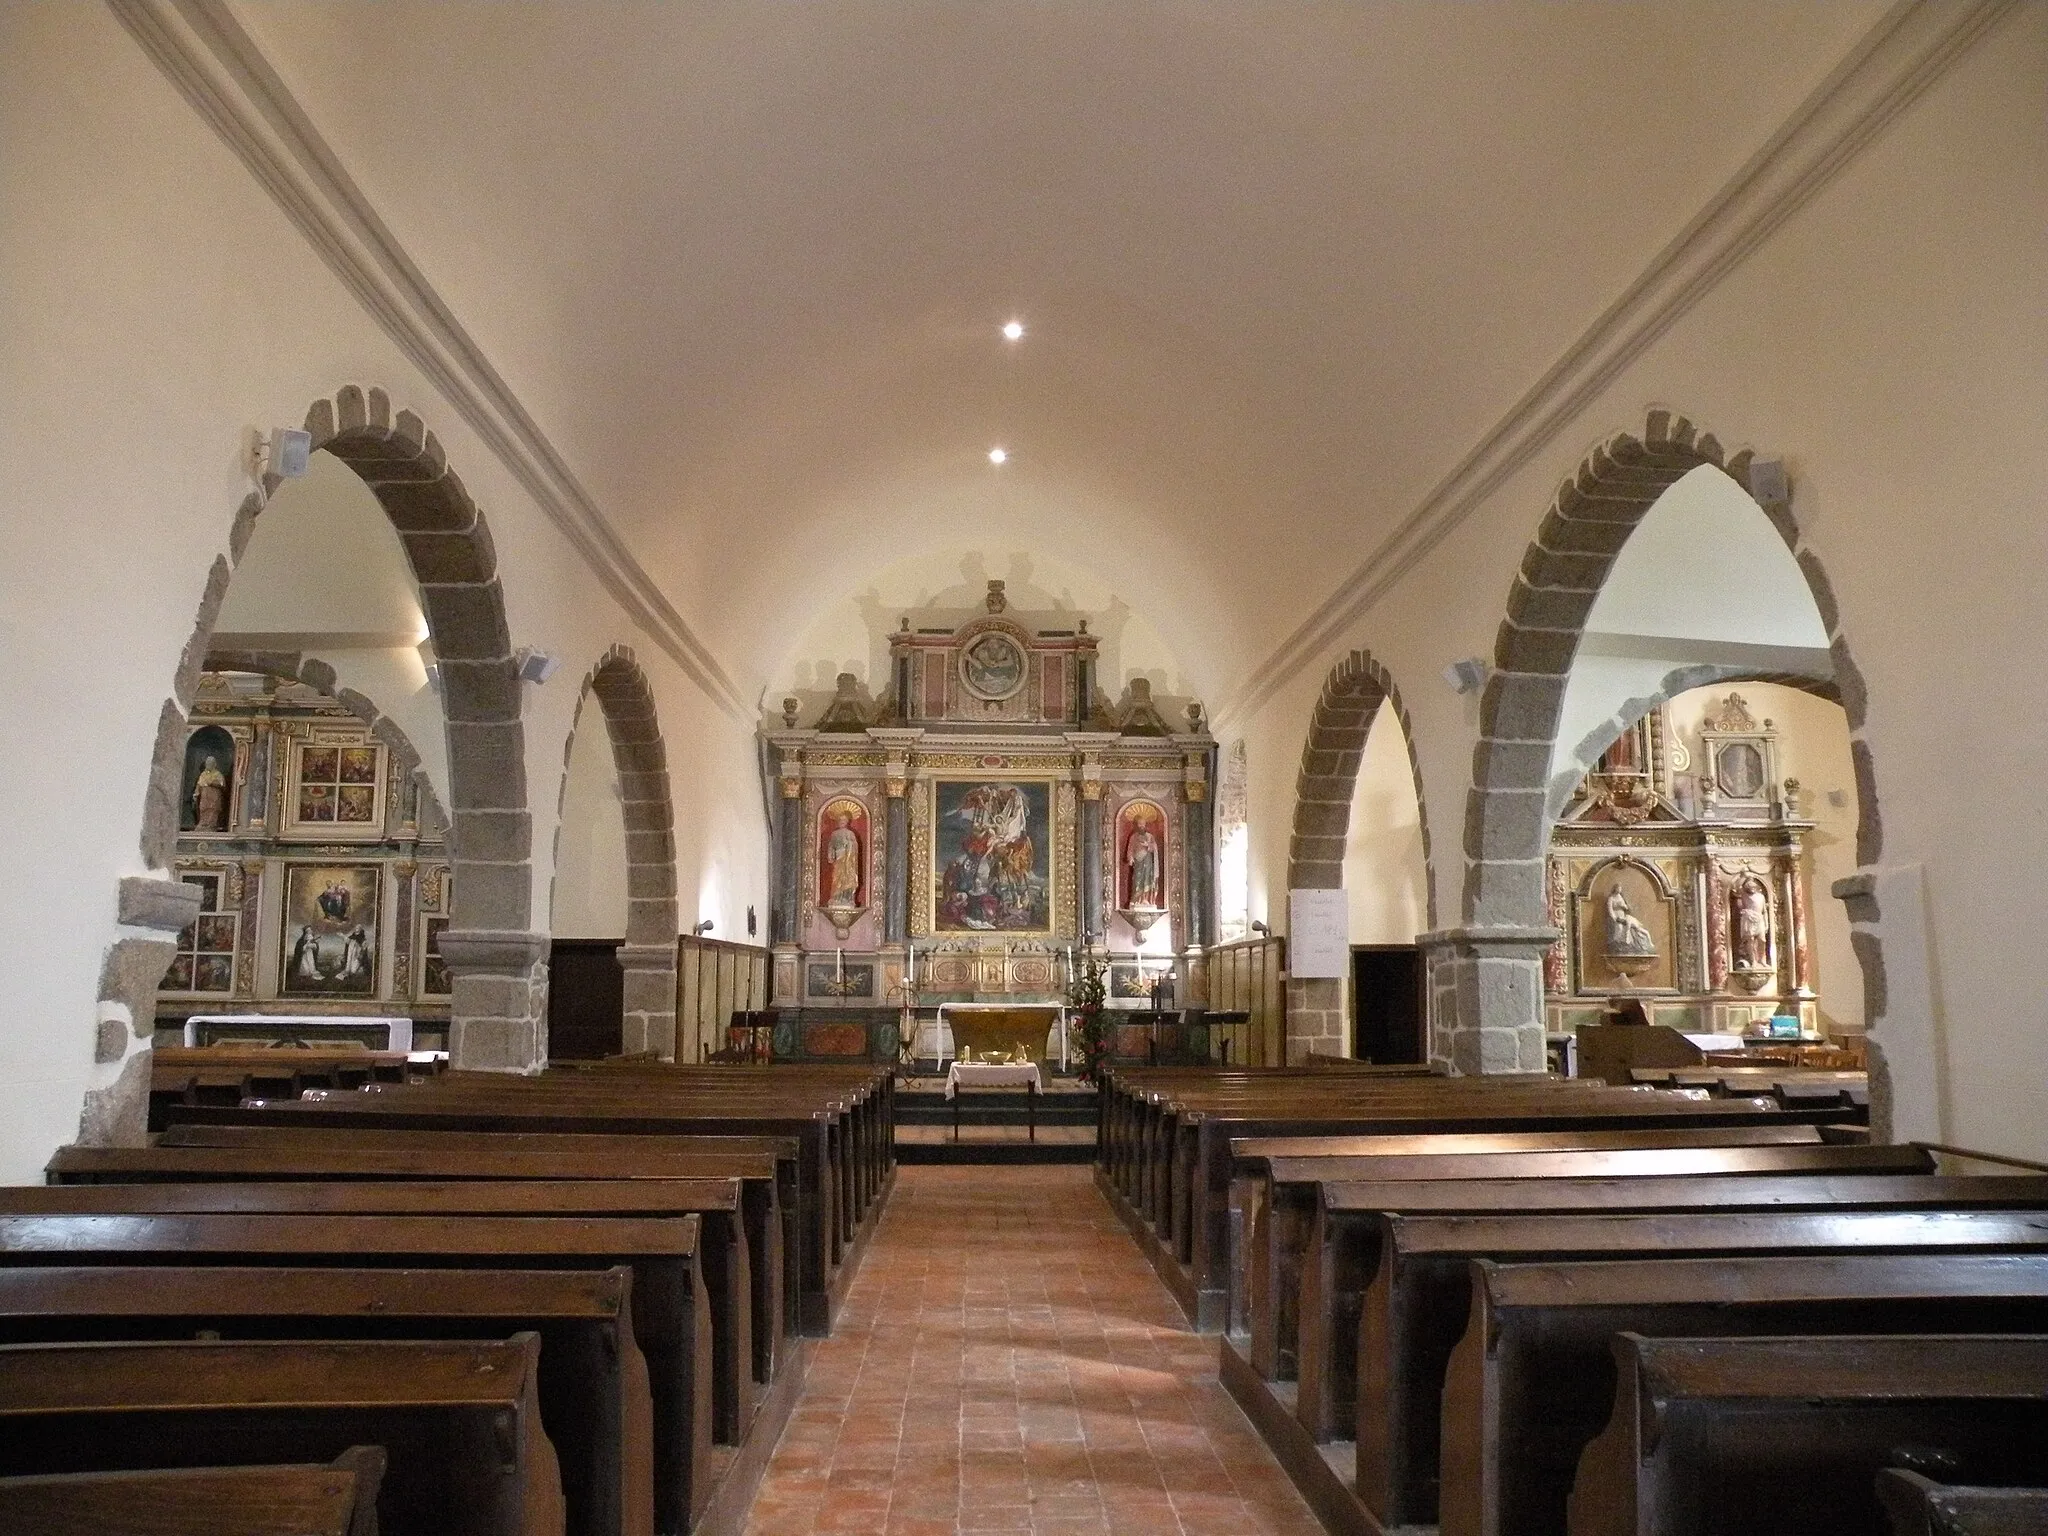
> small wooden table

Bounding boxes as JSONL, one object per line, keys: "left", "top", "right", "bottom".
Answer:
{"left": 945, "top": 1061, "right": 1043, "bottom": 1141}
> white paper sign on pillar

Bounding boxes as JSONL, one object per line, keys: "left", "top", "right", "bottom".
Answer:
{"left": 1287, "top": 888, "right": 1349, "bottom": 979}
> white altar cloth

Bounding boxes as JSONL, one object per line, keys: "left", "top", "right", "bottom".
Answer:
{"left": 944, "top": 1061, "right": 1043, "bottom": 1099}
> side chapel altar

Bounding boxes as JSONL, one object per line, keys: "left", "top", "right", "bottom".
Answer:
{"left": 762, "top": 580, "right": 1216, "bottom": 1069}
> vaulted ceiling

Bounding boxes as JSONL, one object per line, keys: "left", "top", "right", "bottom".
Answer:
{"left": 231, "top": 0, "right": 1889, "bottom": 708}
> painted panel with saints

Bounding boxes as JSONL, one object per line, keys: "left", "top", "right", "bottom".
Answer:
{"left": 934, "top": 780, "right": 1051, "bottom": 933}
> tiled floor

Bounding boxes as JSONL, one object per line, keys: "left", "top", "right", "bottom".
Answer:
{"left": 894, "top": 1124, "right": 1096, "bottom": 1146}
{"left": 743, "top": 1165, "right": 1322, "bottom": 1536}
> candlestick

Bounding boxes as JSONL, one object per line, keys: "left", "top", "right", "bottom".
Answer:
{"left": 836, "top": 947, "right": 843, "bottom": 983}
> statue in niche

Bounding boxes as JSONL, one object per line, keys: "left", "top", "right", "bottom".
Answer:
{"left": 1603, "top": 884, "right": 1657, "bottom": 958}
{"left": 1733, "top": 878, "right": 1772, "bottom": 971}
{"left": 823, "top": 808, "right": 863, "bottom": 910}
{"left": 190, "top": 755, "right": 230, "bottom": 832}
{"left": 1127, "top": 823, "right": 1161, "bottom": 910}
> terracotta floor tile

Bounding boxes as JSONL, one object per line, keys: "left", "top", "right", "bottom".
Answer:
{"left": 741, "top": 1165, "right": 1320, "bottom": 1536}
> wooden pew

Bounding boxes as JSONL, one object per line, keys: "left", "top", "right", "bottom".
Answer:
{"left": 1233, "top": 1124, "right": 1835, "bottom": 1370}
{"left": 1289, "top": 1144, "right": 1943, "bottom": 1437}
{"left": 1566, "top": 1334, "right": 2048, "bottom": 1536}
{"left": 0, "top": 1448, "right": 385, "bottom": 1536}
{"left": 0, "top": 1335, "right": 562, "bottom": 1536}
{"left": 3, "top": 1178, "right": 759, "bottom": 1446}
{"left": 1095, "top": 1067, "right": 1859, "bottom": 1324}
{"left": 166, "top": 1065, "right": 892, "bottom": 1333}
{"left": 48, "top": 1136, "right": 798, "bottom": 1360}
{"left": 1439, "top": 1250, "right": 2048, "bottom": 1536}
{"left": 1876, "top": 1468, "right": 2048, "bottom": 1536}
{"left": 0, "top": 1265, "right": 641, "bottom": 1536}
{"left": 1356, "top": 1208, "right": 2048, "bottom": 1532}
{"left": 0, "top": 1213, "right": 711, "bottom": 1536}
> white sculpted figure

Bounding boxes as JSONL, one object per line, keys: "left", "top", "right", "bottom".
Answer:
{"left": 1734, "top": 880, "right": 1771, "bottom": 970}
{"left": 1603, "top": 885, "right": 1657, "bottom": 957}
{"left": 824, "top": 810, "right": 862, "bottom": 909}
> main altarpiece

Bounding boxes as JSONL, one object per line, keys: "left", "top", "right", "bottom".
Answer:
{"left": 762, "top": 582, "right": 1216, "bottom": 1062}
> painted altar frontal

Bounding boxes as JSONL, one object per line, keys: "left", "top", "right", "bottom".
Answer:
{"left": 763, "top": 581, "right": 1216, "bottom": 1061}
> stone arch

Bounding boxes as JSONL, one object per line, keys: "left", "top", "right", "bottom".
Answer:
{"left": 1450, "top": 408, "right": 1882, "bottom": 1077}
{"left": 1281, "top": 648, "right": 1434, "bottom": 1060}
{"left": 550, "top": 644, "right": 680, "bottom": 1058}
{"left": 96, "top": 385, "right": 537, "bottom": 1144}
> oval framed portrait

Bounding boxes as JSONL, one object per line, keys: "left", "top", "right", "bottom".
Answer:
{"left": 958, "top": 631, "right": 1028, "bottom": 701}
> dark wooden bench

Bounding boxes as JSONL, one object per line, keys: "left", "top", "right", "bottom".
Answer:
{"left": 1876, "top": 1468, "right": 2048, "bottom": 1536}
{"left": 1356, "top": 1208, "right": 2048, "bottom": 1532}
{"left": 1439, "top": 1250, "right": 2048, "bottom": 1536}
{"left": 48, "top": 1136, "right": 797, "bottom": 1360}
{"left": 0, "top": 1261, "right": 646, "bottom": 1536}
{"left": 167, "top": 1065, "right": 892, "bottom": 1333}
{"left": 0, "top": 1212, "right": 710, "bottom": 1536}
{"left": 1566, "top": 1334, "right": 2048, "bottom": 1536}
{"left": 1233, "top": 1126, "right": 1862, "bottom": 1372}
{"left": 1095, "top": 1068, "right": 1858, "bottom": 1325}
{"left": 0, "top": 1335, "right": 561, "bottom": 1536}
{"left": 2, "top": 1177, "right": 760, "bottom": 1448}
{"left": 1277, "top": 1142, "right": 1941, "bottom": 1427}
{"left": 0, "top": 1448, "right": 385, "bottom": 1536}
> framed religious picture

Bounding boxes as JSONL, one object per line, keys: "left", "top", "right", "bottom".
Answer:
{"left": 279, "top": 863, "right": 382, "bottom": 997}
{"left": 932, "top": 779, "right": 1053, "bottom": 933}
{"left": 283, "top": 732, "right": 387, "bottom": 840}
{"left": 957, "top": 631, "right": 1028, "bottom": 701}
{"left": 417, "top": 865, "right": 451, "bottom": 999}
{"left": 162, "top": 865, "right": 237, "bottom": 995}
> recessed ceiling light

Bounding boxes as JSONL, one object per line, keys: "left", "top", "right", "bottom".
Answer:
{"left": 1001, "top": 320, "right": 1025, "bottom": 342}
{"left": 988, "top": 447, "right": 1008, "bottom": 466}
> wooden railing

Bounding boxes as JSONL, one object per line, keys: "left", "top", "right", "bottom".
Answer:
{"left": 1204, "top": 935, "right": 1288, "bottom": 1067}
{"left": 674, "top": 935, "right": 770, "bottom": 1063}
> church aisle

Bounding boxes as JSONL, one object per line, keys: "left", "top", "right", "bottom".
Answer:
{"left": 743, "top": 1165, "right": 1323, "bottom": 1536}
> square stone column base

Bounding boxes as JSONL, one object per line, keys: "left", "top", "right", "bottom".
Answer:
{"left": 1418, "top": 925, "right": 1558, "bottom": 1075}
{"left": 442, "top": 929, "right": 551, "bottom": 1073}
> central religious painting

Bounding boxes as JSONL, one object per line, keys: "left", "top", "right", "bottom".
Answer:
{"left": 933, "top": 779, "right": 1052, "bottom": 933}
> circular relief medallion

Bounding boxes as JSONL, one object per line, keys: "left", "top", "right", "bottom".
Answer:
{"left": 959, "top": 632, "right": 1028, "bottom": 701}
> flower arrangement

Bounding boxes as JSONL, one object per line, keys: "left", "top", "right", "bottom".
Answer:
{"left": 1067, "top": 953, "right": 1111, "bottom": 1085}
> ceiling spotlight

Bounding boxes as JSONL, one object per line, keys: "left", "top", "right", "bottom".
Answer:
{"left": 1001, "top": 320, "right": 1025, "bottom": 342}
{"left": 988, "top": 447, "right": 1008, "bottom": 466}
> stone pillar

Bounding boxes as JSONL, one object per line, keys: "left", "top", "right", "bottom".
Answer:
{"left": 1416, "top": 925, "right": 1555, "bottom": 1074}
{"left": 1080, "top": 782, "right": 1104, "bottom": 943}
{"left": 1284, "top": 976, "right": 1346, "bottom": 1062}
{"left": 617, "top": 942, "right": 678, "bottom": 1059}
{"left": 441, "top": 929, "right": 550, "bottom": 1072}
{"left": 774, "top": 772, "right": 803, "bottom": 946}
{"left": 884, "top": 781, "right": 909, "bottom": 944}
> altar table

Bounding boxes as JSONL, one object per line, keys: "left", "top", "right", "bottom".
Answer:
{"left": 944, "top": 1060, "right": 1044, "bottom": 1141}
{"left": 926, "top": 1004, "right": 1068, "bottom": 1070}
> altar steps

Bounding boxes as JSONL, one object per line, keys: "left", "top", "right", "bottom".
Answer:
{"left": 893, "top": 1084, "right": 1099, "bottom": 1165}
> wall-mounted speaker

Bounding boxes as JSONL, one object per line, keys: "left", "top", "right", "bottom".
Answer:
{"left": 1443, "top": 656, "right": 1488, "bottom": 694}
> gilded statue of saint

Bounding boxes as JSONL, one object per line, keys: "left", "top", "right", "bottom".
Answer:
{"left": 191, "top": 755, "right": 229, "bottom": 831}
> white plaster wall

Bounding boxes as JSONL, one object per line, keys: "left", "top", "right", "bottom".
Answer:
{"left": 0, "top": 5, "right": 766, "bottom": 1180}
{"left": 1343, "top": 705, "right": 1428, "bottom": 945}
{"left": 1231, "top": 7, "right": 2048, "bottom": 1153}
{"left": 550, "top": 700, "right": 631, "bottom": 939}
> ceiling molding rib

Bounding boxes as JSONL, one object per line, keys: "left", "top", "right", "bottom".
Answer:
{"left": 108, "top": 0, "right": 750, "bottom": 722}
{"left": 1210, "top": 0, "right": 2014, "bottom": 734}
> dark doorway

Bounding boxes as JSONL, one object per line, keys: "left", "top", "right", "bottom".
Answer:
{"left": 547, "top": 938, "right": 624, "bottom": 1061}
{"left": 1351, "top": 944, "right": 1424, "bottom": 1064}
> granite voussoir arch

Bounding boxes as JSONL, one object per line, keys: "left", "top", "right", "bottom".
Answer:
{"left": 1455, "top": 408, "right": 1886, "bottom": 1091}
{"left": 1282, "top": 648, "right": 1434, "bottom": 1060}
{"left": 552, "top": 643, "right": 681, "bottom": 1058}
